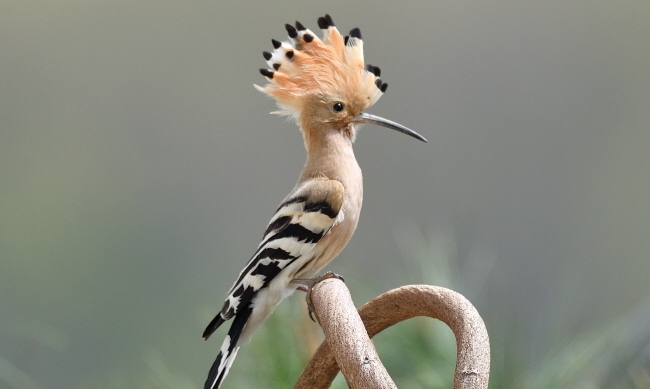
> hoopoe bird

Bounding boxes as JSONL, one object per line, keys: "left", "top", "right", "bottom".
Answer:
{"left": 202, "top": 14, "right": 427, "bottom": 389}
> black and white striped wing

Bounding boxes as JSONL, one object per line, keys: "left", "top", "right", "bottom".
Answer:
{"left": 202, "top": 178, "right": 345, "bottom": 339}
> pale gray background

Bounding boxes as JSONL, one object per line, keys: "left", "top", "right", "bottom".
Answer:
{"left": 1, "top": 1, "right": 649, "bottom": 387}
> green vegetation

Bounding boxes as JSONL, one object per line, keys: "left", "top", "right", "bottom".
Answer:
{"left": 3, "top": 231, "right": 649, "bottom": 388}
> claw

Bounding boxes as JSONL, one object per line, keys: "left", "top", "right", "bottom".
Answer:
{"left": 291, "top": 271, "right": 345, "bottom": 322}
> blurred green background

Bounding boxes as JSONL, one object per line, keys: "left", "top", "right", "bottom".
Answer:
{"left": 1, "top": 1, "right": 649, "bottom": 388}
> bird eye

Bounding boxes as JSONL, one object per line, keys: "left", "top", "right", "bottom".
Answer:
{"left": 332, "top": 102, "right": 344, "bottom": 112}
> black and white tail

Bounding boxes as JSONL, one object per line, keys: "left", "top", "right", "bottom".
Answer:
{"left": 201, "top": 178, "right": 345, "bottom": 388}
{"left": 203, "top": 305, "right": 253, "bottom": 389}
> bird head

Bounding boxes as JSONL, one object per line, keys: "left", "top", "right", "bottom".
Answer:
{"left": 255, "top": 15, "right": 427, "bottom": 145}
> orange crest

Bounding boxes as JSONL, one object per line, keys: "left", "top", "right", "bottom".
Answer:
{"left": 254, "top": 15, "right": 387, "bottom": 120}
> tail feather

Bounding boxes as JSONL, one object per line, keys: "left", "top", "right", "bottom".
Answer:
{"left": 203, "top": 314, "right": 226, "bottom": 340}
{"left": 204, "top": 305, "right": 253, "bottom": 389}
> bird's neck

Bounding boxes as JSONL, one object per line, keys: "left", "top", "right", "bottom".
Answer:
{"left": 299, "top": 126, "right": 362, "bottom": 189}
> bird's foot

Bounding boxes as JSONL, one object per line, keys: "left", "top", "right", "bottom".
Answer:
{"left": 292, "top": 271, "right": 345, "bottom": 322}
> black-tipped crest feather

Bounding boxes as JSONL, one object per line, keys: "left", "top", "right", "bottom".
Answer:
{"left": 285, "top": 23, "right": 298, "bottom": 38}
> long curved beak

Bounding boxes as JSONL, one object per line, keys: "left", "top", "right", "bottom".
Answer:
{"left": 355, "top": 112, "right": 428, "bottom": 143}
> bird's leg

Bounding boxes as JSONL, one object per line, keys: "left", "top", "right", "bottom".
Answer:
{"left": 292, "top": 271, "right": 345, "bottom": 322}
